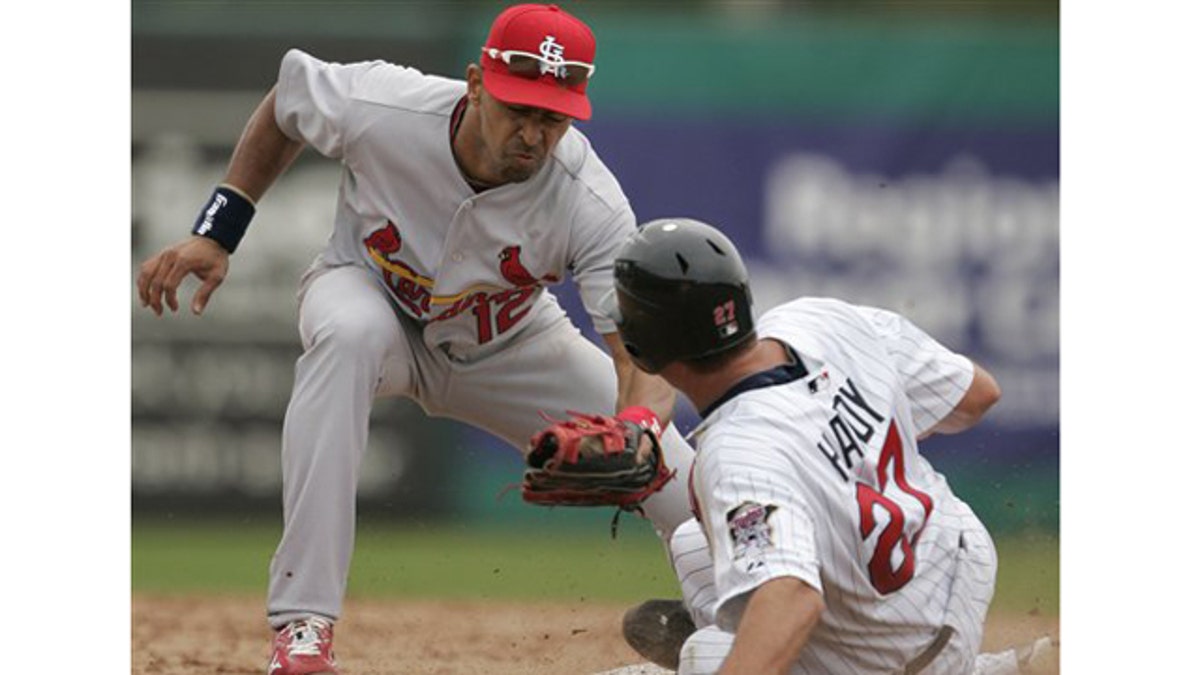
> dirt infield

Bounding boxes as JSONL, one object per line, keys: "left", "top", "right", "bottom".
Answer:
{"left": 132, "top": 593, "right": 1059, "bottom": 674}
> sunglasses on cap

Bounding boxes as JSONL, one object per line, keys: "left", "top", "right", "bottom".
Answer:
{"left": 482, "top": 47, "right": 595, "bottom": 87}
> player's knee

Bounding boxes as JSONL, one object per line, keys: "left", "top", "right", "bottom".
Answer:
{"left": 312, "top": 309, "right": 397, "bottom": 361}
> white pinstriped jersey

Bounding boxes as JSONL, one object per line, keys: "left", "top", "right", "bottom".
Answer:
{"left": 689, "top": 297, "right": 990, "bottom": 674}
{"left": 274, "top": 49, "right": 635, "bottom": 359}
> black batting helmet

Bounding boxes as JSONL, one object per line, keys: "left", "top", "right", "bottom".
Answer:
{"left": 611, "top": 218, "right": 755, "bottom": 374}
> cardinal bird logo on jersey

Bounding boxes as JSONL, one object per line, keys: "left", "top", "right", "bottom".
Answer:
{"left": 727, "top": 501, "right": 778, "bottom": 572}
{"left": 364, "top": 221, "right": 403, "bottom": 254}
{"left": 499, "top": 245, "right": 559, "bottom": 287}
{"left": 363, "top": 221, "right": 436, "bottom": 317}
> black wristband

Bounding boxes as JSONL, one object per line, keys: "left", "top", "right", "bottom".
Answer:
{"left": 191, "top": 186, "right": 256, "bottom": 253}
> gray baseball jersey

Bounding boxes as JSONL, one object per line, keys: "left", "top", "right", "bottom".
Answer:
{"left": 275, "top": 48, "right": 631, "bottom": 358}
{"left": 686, "top": 297, "right": 996, "bottom": 674}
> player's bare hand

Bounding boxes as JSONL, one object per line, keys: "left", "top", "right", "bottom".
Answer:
{"left": 136, "top": 236, "right": 230, "bottom": 316}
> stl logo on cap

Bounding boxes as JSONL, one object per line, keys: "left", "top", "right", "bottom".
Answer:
{"left": 480, "top": 3, "right": 597, "bottom": 120}
{"left": 539, "top": 35, "right": 565, "bottom": 69}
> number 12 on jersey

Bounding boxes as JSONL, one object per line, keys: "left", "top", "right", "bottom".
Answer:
{"left": 855, "top": 421, "right": 934, "bottom": 594}
{"left": 469, "top": 286, "right": 538, "bottom": 344}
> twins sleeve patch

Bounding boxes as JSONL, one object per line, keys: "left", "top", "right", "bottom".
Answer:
{"left": 726, "top": 501, "right": 778, "bottom": 571}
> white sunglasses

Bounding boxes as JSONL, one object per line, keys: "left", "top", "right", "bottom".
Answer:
{"left": 482, "top": 47, "right": 595, "bottom": 86}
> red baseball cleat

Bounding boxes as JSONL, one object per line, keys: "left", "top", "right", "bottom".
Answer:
{"left": 267, "top": 616, "right": 339, "bottom": 675}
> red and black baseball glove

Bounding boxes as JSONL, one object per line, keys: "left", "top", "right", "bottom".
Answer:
{"left": 522, "top": 408, "right": 675, "bottom": 514}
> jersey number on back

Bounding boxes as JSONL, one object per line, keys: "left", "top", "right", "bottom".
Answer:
{"left": 854, "top": 421, "right": 933, "bottom": 594}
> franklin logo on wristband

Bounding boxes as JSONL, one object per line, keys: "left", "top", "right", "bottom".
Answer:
{"left": 196, "top": 193, "right": 228, "bottom": 237}
{"left": 191, "top": 185, "right": 256, "bottom": 254}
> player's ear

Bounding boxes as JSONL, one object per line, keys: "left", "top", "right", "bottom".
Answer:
{"left": 465, "top": 64, "right": 483, "bottom": 106}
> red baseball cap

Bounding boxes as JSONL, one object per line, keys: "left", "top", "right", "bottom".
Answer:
{"left": 480, "top": 4, "right": 596, "bottom": 120}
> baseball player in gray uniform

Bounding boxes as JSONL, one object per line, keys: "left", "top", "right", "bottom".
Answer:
{"left": 135, "top": 5, "right": 698, "bottom": 674}
{"left": 606, "top": 218, "right": 1056, "bottom": 675}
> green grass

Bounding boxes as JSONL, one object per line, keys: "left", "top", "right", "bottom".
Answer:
{"left": 991, "top": 530, "right": 1059, "bottom": 616}
{"left": 132, "top": 517, "right": 1057, "bottom": 613}
{"left": 132, "top": 516, "right": 679, "bottom": 602}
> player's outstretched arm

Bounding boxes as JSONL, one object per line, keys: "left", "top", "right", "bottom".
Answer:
{"left": 602, "top": 332, "right": 678, "bottom": 424}
{"left": 926, "top": 361, "right": 1002, "bottom": 436}
{"left": 136, "top": 87, "right": 305, "bottom": 316}
{"left": 718, "top": 577, "right": 823, "bottom": 675}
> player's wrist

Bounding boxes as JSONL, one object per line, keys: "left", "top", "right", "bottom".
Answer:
{"left": 617, "top": 406, "right": 662, "bottom": 437}
{"left": 191, "top": 184, "right": 256, "bottom": 254}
